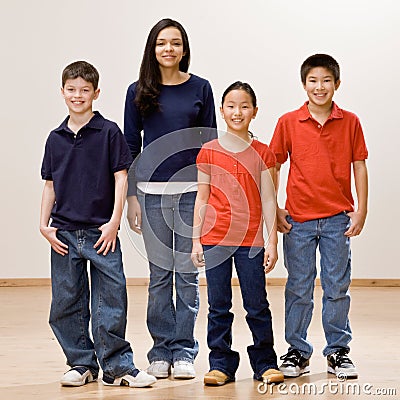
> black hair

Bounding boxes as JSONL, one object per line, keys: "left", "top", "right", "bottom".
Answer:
{"left": 221, "top": 81, "right": 257, "bottom": 138}
{"left": 62, "top": 61, "right": 99, "bottom": 90}
{"left": 135, "top": 18, "right": 191, "bottom": 116}
{"left": 300, "top": 54, "right": 340, "bottom": 84}
{"left": 221, "top": 81, "right": 257, "bottom": 107}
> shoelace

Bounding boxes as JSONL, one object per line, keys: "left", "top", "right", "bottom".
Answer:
{"left": 280, "top": 351, "right": 301, "bottom": 363}
{"left": 335, "top": 351, "right": 352, "bottom": 365}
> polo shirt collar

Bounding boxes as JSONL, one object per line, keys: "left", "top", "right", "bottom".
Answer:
{"left": 298, "top": 101, "right": 344, "bottom": 121}
{"left": 54, "top": 111, "right": 104, "bottom": 133}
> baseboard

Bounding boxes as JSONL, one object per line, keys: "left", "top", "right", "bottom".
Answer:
{"left": 1, "top": 278, "right": 399, "bottom": 287}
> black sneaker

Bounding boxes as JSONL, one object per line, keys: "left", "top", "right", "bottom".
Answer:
{"left": 279, "top": 350, "right": 310, "bottom": 377}
{"left": 327, "top": 349, "right": 358, "bottom": 379}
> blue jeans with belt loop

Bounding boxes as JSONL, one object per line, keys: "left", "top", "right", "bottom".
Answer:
{"left": 49, "top": 228, "right": 136, "bottom": 378}
{"left": 283, "top": 212, "right": 352, "bottom": 359}
{"left": 137, "top": 190, "right": 199, "bottom": 364}
{"left": 203, "top": 245, "right": 278, "bottom": 380}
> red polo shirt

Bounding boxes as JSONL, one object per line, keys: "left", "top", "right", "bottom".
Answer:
{"left": 270, "top": 102, "right": 368, "bottom": 222}
{"left": 196, "top": 139, "right": 276, "bottom": 246}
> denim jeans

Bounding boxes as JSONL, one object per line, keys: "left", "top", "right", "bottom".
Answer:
{"left": 203, "top": 245, "right": 278, "bottom": 380}
{"left": 137, "top": 190, "right": 199, "bottom": 363}
{"left": 283, "top": 212, "right": 352, "bottom": 358}
{"left": 49, "top": 228, "right": 136, "bottom": 378}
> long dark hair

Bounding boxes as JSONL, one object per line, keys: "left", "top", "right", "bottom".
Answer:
{"left": 135, "top": 18, "right": 191, "bottom": 116}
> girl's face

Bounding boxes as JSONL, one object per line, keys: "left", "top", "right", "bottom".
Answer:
{"left": 220, "top": 89, "right": 258, "bottom": 134}
{"left": 155, "top": 27, "right": 185, "bottom": 70}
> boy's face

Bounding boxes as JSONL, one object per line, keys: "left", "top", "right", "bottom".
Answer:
{"left": 61, "top": 77, "right": 99, "bottom": 115}
{"left": 303, "top": 67, "right": 340, "bottom": 109}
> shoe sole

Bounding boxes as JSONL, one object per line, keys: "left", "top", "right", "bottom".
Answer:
{"left": 327, "top": 366, "right": 358, "bottom": 379}
{"left": 280, "top": 366, "right": 310, "bottom": 378}
{"left": 61, "top": 377, "right": 96, "bottom": 386}
{"left": 262, "top": 374, "right": 285, "bottom": 384}
{"left": 173, "top": 374, "right": 195, "bottom": 379}
{"left": 204, "top": 376, "right": 234, "bottom": 386}
{"left": 102, "top": 379, "right": 156, "bottom": 388}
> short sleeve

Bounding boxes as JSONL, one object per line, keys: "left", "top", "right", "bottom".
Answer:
{"left": 352, "top": 117, "right": 368, "bottom": 161}
{"left": 196, "top": 146, "right": 211, "bottom": 175}
{"left": 41, "top": 136, "right": 53, "bottom": 180}
{"left": 110, "top": 126, "right": 133, "bottom": 173}
{"left": 269, "top": 117, "right": 290, "bottom": 165}
{"left": 259, "top": 144, "right": 277, "bottom": 170}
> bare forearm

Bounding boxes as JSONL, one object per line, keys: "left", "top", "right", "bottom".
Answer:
{"left": 354, "top": 160, "right": 368, "bottom": 215}
{"left": 261, "top": 169, "right": 278, "bottom": 245}
{"left": 111, "top": 170, "right": 128, "bottom": 225}
{"left": 40, "top": 181, "right": 55, "bottom": 229}
{"left": 193, "top": 196, "right": 208, "bottom": 242}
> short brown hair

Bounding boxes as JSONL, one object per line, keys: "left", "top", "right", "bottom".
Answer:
{"left": 62, "top": 61, "right": 99, "bottom": 90}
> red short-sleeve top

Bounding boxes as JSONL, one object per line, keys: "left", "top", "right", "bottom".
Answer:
{"left": 269, "top": 102, "right": 368, "bottom": 222}
{"left": 196, "top": 138, "right": 276, "bottom": 247}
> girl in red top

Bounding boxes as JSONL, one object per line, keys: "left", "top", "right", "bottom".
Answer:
{"left": 192, "top": 82, "right": 283, "bottom": 386}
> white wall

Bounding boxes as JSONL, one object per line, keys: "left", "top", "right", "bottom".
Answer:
{"left": 1, "top": 0, "right": 398, "bottom": 279}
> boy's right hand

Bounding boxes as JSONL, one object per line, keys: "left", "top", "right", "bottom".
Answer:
{"left": 40, "top": 226, "right": 68, "bottom": 256}
{"left": 277, "top": 208, "right": 292, "bottom": 233}
{"left": 127, "top": 196, "right": 142, "bottom": 235}
{"left": 191, "top": 241, "right": 205, "bottom": 268}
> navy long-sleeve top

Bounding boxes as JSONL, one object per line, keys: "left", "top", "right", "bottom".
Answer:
{"left": 124, "top": 74, "right": 217, "bottom": 193}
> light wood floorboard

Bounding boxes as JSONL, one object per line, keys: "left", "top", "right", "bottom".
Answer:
{"left": 0, "top": 286, "right": 399, "bottom": 399}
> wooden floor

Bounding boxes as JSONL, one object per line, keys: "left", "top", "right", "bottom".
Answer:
{"left": 0, "top": 285, "right": 399, "bottom": 399}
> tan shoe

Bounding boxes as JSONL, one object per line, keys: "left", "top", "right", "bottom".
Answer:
{"left": 262, "top": 368, "right": 284, "bottom": 384}
{"left": 204, "top": 370, "right": 233, "bottom": 386}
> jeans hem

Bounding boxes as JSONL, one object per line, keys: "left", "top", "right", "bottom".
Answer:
{"left": 149, "top": 357, "right": 173, "bottom": 364}
{"left": 173, "top": 357, "right": 194, "bottom": 364}
{"left": 103, "top": 367, "right": 137, "bottom": 380}
{"left": 323, "top": 345, "right": 350, "bottom": 357}
{"left": 288, "top": 346, "right": 312, "bottom": 360}
{"left": 254, "top": 365, "right": 280, "bottom": 380}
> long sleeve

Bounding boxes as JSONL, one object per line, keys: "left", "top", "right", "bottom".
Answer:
{"left": 124, "top": 83, "right": 143, "bottom": 161}
{"left": 198, "top": 81, "right": 217, "bottom": 130}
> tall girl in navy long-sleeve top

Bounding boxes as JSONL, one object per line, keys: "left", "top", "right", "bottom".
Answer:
{"left": 124, "top": 18, "right": 217, "bottom": 380}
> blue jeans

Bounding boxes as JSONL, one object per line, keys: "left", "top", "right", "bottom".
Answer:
{"left": 203, "top": 245, "right": 278, "bottom": 380}
{"left": 283, "top": 212, "right": 352, "bottom": 358}
{"left": 49, "top": 229, "right": 136, "bottom": 378}
{"left": 137, "top": 190, "right": 199, "bottom": 363}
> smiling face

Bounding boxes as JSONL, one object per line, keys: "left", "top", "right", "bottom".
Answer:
{"left": 155, "top": 27, "right": 185, "bottom": 71}
{"left": 220, "top": 89, "right": 258, "bottom": 136}
{"left": 303, "top": 67, "right": 340, "bottom": 109}
{"left": 61, "top": 77, "right": 99, "bottom": 115}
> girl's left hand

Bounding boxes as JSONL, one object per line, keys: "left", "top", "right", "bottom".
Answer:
{"left": 191, "top": 241, "right": 205, "bottom": 268}
{"left": 263, "top": 243, "right": 278, "bottom": 273}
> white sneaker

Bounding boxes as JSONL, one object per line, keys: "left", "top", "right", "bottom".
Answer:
{"left": 173, "top": 360, "right": 195, "bottom": 379}
{"left": 147, "top": 360, "right": 171, "bottom": 378}
{"left": 102, "top": 371, "right": 156, "bottom": 387}
{"left": 60, "top": 366, "right": 96, "bottom": 386}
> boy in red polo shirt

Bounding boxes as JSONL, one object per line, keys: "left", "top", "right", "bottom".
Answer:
{"left": 270, "top": 54, "right": 368, "bottom": 379}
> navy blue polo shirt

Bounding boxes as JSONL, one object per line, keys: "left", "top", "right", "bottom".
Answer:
{"left": 41, "top": 111, "right": 132, "bottom": 230}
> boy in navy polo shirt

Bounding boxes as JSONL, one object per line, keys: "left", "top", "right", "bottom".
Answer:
{"left": 40, "top": 61, "right": 156, "bottom": 388}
